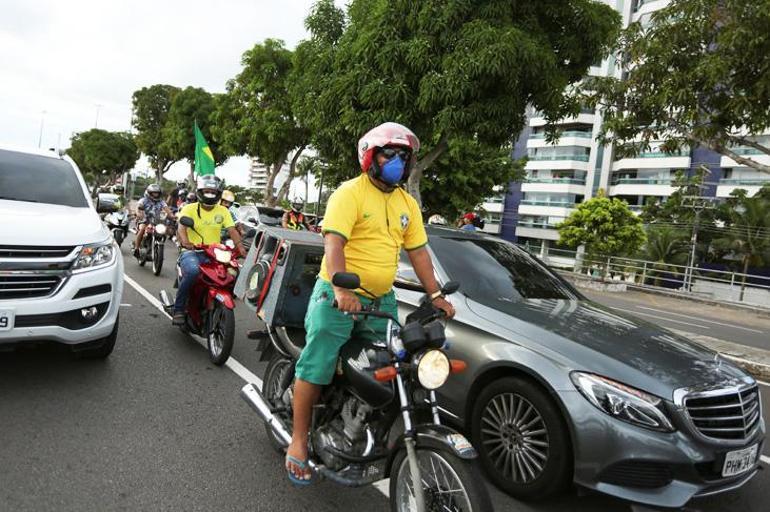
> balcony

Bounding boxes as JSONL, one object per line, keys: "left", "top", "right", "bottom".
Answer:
{"left": 529, "top": 131, "right": 592, "bottom": 140}
{"left": 529, "top": 154, "right": 590, "bottom": 162}
{"left": 520, "top": 200, "right": 576, "bottom": 207}
{"left": 611, "top": 177, "right": 672, "bottom": 185}
{"left": 525, "top": 177, "right": 586, "bottom": 185}
{"left": 517, "top": 221, "right": 561, "bottom": 230}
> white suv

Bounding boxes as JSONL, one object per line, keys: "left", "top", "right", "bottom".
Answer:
{"left": 0, "top": 146, "right": 124, "bottom": 357}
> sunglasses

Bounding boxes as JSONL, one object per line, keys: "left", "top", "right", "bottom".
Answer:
{"left": 378, "top": 147, "right": 410, "bottom": 159}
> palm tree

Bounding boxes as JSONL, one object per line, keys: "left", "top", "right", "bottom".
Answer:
{"left": 640, "top": 226, "right": 689, "bottom": 286}
{"left": 713, "top": 196, "right": 770, "bottom": 302}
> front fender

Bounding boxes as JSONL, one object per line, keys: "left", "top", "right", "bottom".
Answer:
{"left": 385, "top": 424, "right": 477, "bottom": 478}
{"left": 208, "top": 288, "right": 236, "bottom": 309}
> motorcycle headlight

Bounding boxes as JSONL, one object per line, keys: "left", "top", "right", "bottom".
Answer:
{"left": 416, "top": 350, "right": 450, "bottom": 390}
{"left": 571, "top": 372, "right": 674, "bottom": 432}
{"left": 214, "top": 247, "right": 232, "bottom": 264}
{"left": 155, "top": 223, "right": 167, "bottom": 235}
{"left": 72, "top": 241, "right": 117, "bottom": 272}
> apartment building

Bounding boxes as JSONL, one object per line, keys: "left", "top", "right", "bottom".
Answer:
{"left": 500, "top": 0, "right": 770, "bottom": 248}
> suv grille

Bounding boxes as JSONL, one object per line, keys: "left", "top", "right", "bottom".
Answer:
{"left": 685, "top": 386, "right": 761, "bottom": 441}
{"left": 0, "top": 275, "right": 62, "bottom": 299}
{"left": 0, "top": 245, "right": 76, "bottom": 258}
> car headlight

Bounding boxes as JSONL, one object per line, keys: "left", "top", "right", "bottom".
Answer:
{"left": 571, "top": 372, "right": 674, "bottom": 432}
{"left": 72, "top": 241, "right": 117, "bottom": 272}
{"left": 214, "top": 247, "right": 232, "bottom": 264}
{"left": 155, "top": 223, "right": 167, "bottom": 235}
{"left": 416, "top": 350, "right": 450, "bottom": 390}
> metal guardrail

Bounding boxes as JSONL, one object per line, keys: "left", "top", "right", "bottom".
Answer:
{"left": 519, "top": 245, "right": 770, "bottom": 308}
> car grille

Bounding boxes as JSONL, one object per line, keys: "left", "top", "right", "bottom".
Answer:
{"left": 685, "top": 386, "right": 761, "bottom": 441}
{"left": 0, "top": 245, "right": 76, "bottom": 258}
{"left": 599, "top": 461, "right": 673, "bottom": 488}
{"left": 0, "top": 275, "right": 62, "bottom": 299}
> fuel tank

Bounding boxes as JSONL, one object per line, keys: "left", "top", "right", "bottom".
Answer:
{"left": 339, "top": 338, "right": 395, "bottom": 409}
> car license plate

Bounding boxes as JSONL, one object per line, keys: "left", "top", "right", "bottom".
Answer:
{"left": 722, "top": 444, "right": 758, "bottom": 477}
{"left": 0, "top": 309, "right": 14, "bottom": 331}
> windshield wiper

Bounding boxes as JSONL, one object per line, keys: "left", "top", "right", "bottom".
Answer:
{"left": 0, "top": 196, "right": 40, "bottom": 203}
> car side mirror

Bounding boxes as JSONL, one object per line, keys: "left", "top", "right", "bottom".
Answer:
{"left": 179, "top": 216, "right": 195, "bottom": 228}
{"left": 96, "top": 200, "right": 117, "bottom": 214}
{"left": 442, "top": 281, "right": 460, "bottom": 296}
{"left": 332, "top": 272, "right": 360, "bottom": 290}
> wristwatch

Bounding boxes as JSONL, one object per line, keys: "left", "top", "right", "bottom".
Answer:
{"left": 429, "top": 290, "right": 445, "bottom": 302}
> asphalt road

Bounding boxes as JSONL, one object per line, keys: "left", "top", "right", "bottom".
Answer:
{"left": 580, "top": 288, "right": 770, "bottom": 351}
{"left": 1, "top": 239, "right": 769, "bottom": 512}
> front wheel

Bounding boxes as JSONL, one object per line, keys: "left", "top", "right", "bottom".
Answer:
{"left": 152, "top": 240, "right": 164, "bottom": 276}
{"left": 390, "top": 448, "right": 492, "bottom": 512}
{"left": 206, "top": 302, "right": 234, "bottom": 365}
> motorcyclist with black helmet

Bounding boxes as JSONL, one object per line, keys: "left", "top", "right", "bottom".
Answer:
{"left": 133, "top": 184, "right": 175, "bottom": 258}
{"left": 173, "top": 175, "right": 245, "bottom": 325}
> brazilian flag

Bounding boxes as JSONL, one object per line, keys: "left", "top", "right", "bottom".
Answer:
{"left": 194, "top": 121, "right": 215, "bottom": 175}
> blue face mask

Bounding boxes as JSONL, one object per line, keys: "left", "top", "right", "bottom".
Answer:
{"left": 380, "top": 156, "right": 406, "bottom": 185}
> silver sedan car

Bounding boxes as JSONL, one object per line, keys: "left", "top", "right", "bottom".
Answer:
{"left": 394, "top": 226, "right": 765, "bottom": 509}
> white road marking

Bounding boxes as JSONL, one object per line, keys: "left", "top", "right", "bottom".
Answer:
{"left": 762, "top": 455, "right": 770, "bottom": 466}
{"left": 120, "top": 303, "right": 132, "bottom": 307}
{"left": 758, "top": 380, "right": 770, "bottom": 387}
{"left": 122, "top": 273, "right": 262, "bottom": 387}
{"left": 611, "top": 307, "right": 710, "bottom": 329}
{"left": 635, "top": 306, "right": 764, "bottom": 333}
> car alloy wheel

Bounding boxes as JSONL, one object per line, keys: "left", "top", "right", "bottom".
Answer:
{"left": 480, "top": 392, "right": 549, "bottom": 483}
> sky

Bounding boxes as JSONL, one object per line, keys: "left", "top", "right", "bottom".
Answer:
{"left": 0, "top": 0, "right": 334, "bottom": 188}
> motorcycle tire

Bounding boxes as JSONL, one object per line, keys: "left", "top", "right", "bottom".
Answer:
{"left": 114, "top": 230, "right": 124, "bottom": 247}
{"left": 390, "top": 447, "right": 492, "bottom": 512}
{"left": 152, "top": 241, "right": 164, "bottom": 276}
{"left": 206, "top": 302, "right": 235, "bottom": 365}
{"left": 262, "top": 353, "right": 295, "bottom": 454}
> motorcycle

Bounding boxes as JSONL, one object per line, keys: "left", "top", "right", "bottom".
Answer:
{"left": 135, "top": 212, "right": 168, "bottom": 276}
{"left": 241, "top": 273, "right": 491, "bottom": 512}
{"left": 104, "top": 209, "right": 130, "bottom": 246}
{"left": 158, "top": 217, "right": 240, "bottom": 366}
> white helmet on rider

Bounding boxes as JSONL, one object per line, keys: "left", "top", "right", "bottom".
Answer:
{"left": 145, "top": 184, "right": 162, "bottom": 201}
{"left": 357, "top": 122, "right": 420, "bottom": 187}
{"left": 196, "top": 175, "right": 223, "bottom": 206}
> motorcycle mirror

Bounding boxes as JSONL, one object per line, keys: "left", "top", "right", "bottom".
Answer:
{"left": 441, "top": 281, "right": 460, "bottom": 296}
{"left": 179, "top": 216, "right": 195, "bottom": 228}
{"left": 332, "top": 272, "right": 360, "bottom": 290}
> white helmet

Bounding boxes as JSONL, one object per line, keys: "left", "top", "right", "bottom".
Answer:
{"left": 357, "top": 122, "right": 420, "bottom": 177}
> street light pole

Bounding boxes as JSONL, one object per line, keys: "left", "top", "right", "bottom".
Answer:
{"left": 37, "top": 110, "right": 46, "bottom": 148}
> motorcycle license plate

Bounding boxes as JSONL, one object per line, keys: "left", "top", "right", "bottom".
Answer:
{"left": 722, "top": 444, "right": 758, "bottom": 477}
{"left": 0, "top": 309, "right": 14, "bottom": 331}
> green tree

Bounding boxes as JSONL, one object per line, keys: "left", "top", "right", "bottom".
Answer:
{"left": 557, "top": 192, "right": 647, "bottom": 263}
{"left": 223, "top": 184, "right": 263, "bottom": 205}
{"left": 67, "top": 129, "right": 138, "bottom": 192}
{"left": 162, "top": 87, "right": 227, "bottom": 183}
{"left": 586, "top": 0, "right": 770, "bottom": 174}
{"left": 216, "top": 39, "right": 308, "bottom": 207}
{"left": 293, "top": 0, "right": 620, "bottom": 206}
{"left": 712, "top": 188, "right": 770, "bottom": 300}
{"left": 131, "top": 84, "right": 180, "bottom": 182}
{"left": 640, "top": 226, "right": 689, "bottom": 286}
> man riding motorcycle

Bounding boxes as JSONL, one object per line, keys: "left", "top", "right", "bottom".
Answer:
{"left": 282, "top": 200, "right": 310, "bottom": 231}
{"left": 284, "top": 122, "right": 455, "bottom": 484}
{"left": 133, "top": 184, "right": 175, "bottom": 258}
{"left": 220, "top": 189, "right": 238, "bottom": 222}
{"left": 173, "top": 175, "right": 245, "bottom": 326}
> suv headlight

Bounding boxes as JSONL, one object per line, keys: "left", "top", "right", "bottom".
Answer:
{"left": 72, "top": 241, "right": 117, "bottom": 272}
{"left": 571, "top": 372, "right": 674, "bottom": 432}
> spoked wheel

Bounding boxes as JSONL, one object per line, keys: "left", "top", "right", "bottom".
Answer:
{"left": 391, "top": 448, "right": 491, "bottom": 512}
{"left": 152, "top": 240, "right": 164, "bottom": 276}
{"left": 263, "top": 353, "right": 294, "bottom": 453}
{"left": 471, "top": 377, "right": 571, "bottom": 500}
{"left": 206, "top": 302, "right": 235, "bottom": 365}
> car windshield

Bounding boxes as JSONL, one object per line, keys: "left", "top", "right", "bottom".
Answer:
{"left": 0, "top": 150, "right": 88, "bottom": 207}
{"left": 237, "top": 205, "right": 283, "bottom": 226}
{"left": 430, "top": 236, "right": 579, "bottom": 312}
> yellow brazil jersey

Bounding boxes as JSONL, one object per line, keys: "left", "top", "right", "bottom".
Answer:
{"left": 319, "top": 174, "right": 428, "bottom": 297}
{"left": 178, "top": 202, "right": 234, "bottom": 246}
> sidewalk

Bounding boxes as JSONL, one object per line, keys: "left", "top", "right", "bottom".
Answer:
{"left": 673, "top": 329, "right": 770, "bottom": 382}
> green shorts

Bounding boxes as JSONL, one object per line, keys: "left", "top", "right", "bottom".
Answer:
{"left": 295, "top": 279, "right": 398, "bottom": 385}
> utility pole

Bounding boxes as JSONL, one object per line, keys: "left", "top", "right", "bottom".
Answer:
{"left": 682, "top": 165, "right": 716, "bottom": 292}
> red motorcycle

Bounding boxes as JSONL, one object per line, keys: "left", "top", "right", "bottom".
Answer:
{"left": 159, "top": 238, "right": 240, "bottom": 366}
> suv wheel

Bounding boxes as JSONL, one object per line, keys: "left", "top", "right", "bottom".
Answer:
{"left": 471, "top": 376, "right": 572, "bottom": 500}
{"left": 78, "top": 315, "right": 119, "bottom": 359}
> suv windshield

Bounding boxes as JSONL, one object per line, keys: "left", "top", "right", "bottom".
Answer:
{"left": 430, "top": 236, "right": 579, "bottom": 312}
{"left": 0, "top": 150, "right": 88, "bottom": 207}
